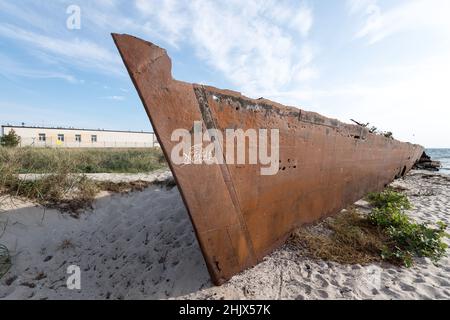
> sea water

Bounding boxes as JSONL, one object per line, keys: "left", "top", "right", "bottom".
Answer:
{"left": 426, "top": 149, "right": 450, "bottom": 175}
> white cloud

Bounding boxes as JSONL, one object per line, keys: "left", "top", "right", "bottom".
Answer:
{"left": 102, "top": 95, "right": 125, "bottom": 101}
{"left": 291, "top": 8, "right": 314, "bottom": 37}
{"left": 130, "top": 0, "right": 317, "bottom": 95}
{"left": 135, "top": 0, "right": 189, "bottom": 48}
{"left": 95, "top": 0, "right": 118, "bottom": 8}
{"left": 272, "top": 53, "right": 450, "bottom": 148}
{"left": 0, "top": 23, "right": 122, "bottom": 75}
{"left": 349, "top": 0, "right": 450, "bottom": 44}
{"left": 0, "top": 1, "right": 316, "bottom": 97}
{"left": 0, "top": 52, "right": 78, "bottom": 83}
{"left": 0, "top": 0, "right": 54, "bottom": 31}
{"left": 337, "top": 0, "right": 450, "bottom": 147}
{"left": 263, "top": 1, "right": 313, "bottom": 37}
{"left": 347, "top": 0, "right": 378, "bottom": 15}
{"left": 155, "top": 0, "right": 316, "bottom": 96}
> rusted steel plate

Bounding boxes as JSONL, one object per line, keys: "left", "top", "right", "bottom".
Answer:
{"left": 112, "top": 33, "right": 424, "bottom": 285}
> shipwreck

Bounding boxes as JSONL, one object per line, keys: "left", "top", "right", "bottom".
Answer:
{"left": 112, "top": 34, "right": 424, "bottom": 285}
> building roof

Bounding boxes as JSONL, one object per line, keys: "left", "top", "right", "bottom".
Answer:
{"left": 1, "top": 125, "right": 154, "bottom": 135}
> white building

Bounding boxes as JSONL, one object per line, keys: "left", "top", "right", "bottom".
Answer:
{"left": 1, "top": 125, "right": 159, "bottom": 148}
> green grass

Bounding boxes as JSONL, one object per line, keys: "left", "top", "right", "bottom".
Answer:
{"left": 0, "top": 147, "right": 169, "bottom": 216}
{"left": 290, "top": 189, "right": 448, "bottom": 267}
{"left": 367, "top": 188, "right": 448, "bottom": 267}
{"left": 0, "top": 147, "right": 167, "bottom": 174}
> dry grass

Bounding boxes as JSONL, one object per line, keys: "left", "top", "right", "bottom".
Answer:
{"left": 0, "top": 147, "right": 167, "bottom": 174}
{"left": 289, "top": 208, "right": 389, "bottom": 265}
{"left": 0, "top": 147, "right": 173, "bottom": 217}
{"left": 1, "top": 173, "right": 175, "bottom": 217}
{"left": 1, "top": 161, "right": 99, "bottom": 217}
{"left": 0, "top": 148, "right": 176, "bottom": 217}
{"left": 290, "top": 188, "right": 448, "bottom": 267}
{"left": 96, "top": 180, "right": 153, "bottom": 194}
{"left": 58, "top": 239, "right": 75, "bottom": 250}
{"left": 152, "top": 177, "right": 177, "bottom": 189}
{"left": 0, "top": 244, "right": 11, "bottom": 279}
{"left": 96, "top": 178, "right": 176, "bottom": 194}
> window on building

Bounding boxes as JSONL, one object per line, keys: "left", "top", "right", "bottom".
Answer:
{"left": 38, "top": 133, "right": 46, "bottom": 142}
{"left": 57, "top": 134, "right": 64, "bottom": 142}
{"left": 91, "top": 135, "right": 97, "bottom": 143}
{"left": 75, "top": 134, "right": 81, "bottom": 142}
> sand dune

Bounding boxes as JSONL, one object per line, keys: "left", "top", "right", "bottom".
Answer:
{"left": 0, "top": 170, "right": 449, "bottom": 300}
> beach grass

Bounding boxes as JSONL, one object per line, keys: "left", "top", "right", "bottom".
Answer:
{"left": 0, "top": 147, "right": 167, "bottom": 174}
{"left": 0, "top": 152, "right": 98, "bottom": 216}
{"left": 291, "top": 188, "right": 448, "bottom": 267}
{"left": 0, "top": 147, "right": 169, "bottom": 216}
{"left": 0, "top": 244, "right": 11, "bottom": 280}
{"left": 290, "top": 208, "right": 387, "bottom": 265}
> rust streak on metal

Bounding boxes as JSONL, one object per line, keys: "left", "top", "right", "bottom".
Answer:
{"left": 112, "top": 33, "right": 424, "bottom": 286}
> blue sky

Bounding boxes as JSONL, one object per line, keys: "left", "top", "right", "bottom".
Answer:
{"left": 1, "top": 0, "right": 450, "bottom": 147}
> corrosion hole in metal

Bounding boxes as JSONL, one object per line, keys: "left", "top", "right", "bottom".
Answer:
{"left": 215, "top": 260, "right": 221, "bottom": 272}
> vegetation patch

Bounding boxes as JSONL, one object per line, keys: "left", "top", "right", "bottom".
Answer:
{"left": 0, "top": 147, "right": 167, "bottom": 174}
{"left": 290, "top": 188, "right": 448, "bottom": 267}
{"left": 0, "top": 130, "right": 20, "bottom": 148}
{"left": 0, "top": 174, "right": 174, "bottom": 217}
{"left": 97, "top": 178, "right": 176, "bottom": 194}
{"left": 0, "top": 148, "right": 173, "bottom": 217}
{"left": 1, "top": 171, "right": 99, "bottom": 217}
{"left": 0, "top": 244, "right": 11, "bottom": 280}
{"left": 96, "top": 180, "right": 152, "bottom": 194}
{"left": 367, "top": 189, "right": 448, "bottom": 267}
{"left": 290, "top": 208, "right": 387, "bottom": 265}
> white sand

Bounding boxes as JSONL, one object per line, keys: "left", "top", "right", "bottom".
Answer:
{"left": 18, "top": 169, "right": 172, "bottom": 183}
{"left": 0, "top": 170, "right": 449, "bottom": 300}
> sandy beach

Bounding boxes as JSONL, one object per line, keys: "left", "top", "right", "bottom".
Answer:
{"left": 0, "top": 170, "right": 449, "bottom": 300}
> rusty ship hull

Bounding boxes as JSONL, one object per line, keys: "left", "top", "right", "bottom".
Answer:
{"left": 112, "top": 34, "right": 424, "bottom": 285}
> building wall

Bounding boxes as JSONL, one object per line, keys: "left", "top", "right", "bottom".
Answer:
{"left": 1, "top": 126, "right": 160, "bottom": 148}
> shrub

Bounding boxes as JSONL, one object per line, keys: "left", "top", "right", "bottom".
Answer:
{"left": 0, "top": 130, "right": 21, "bottom": 148}
{"left": 367, "top": 188, "right": 411, "bottom": 211}
{"left": 367, "top": 189, "right": 448, "bottom": 267}
{"left": 291, "top": 189, "right": 448, "bottom": 267}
